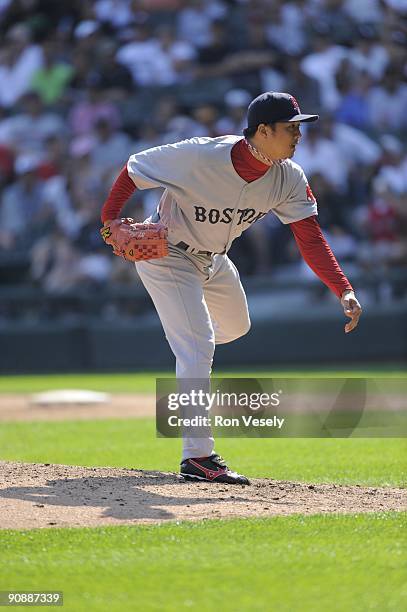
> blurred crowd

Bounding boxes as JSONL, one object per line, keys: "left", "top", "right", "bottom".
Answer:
{"left": 0, "top": 0, "right": 406, "bottom": 300}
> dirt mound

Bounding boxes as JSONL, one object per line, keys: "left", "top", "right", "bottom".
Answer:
{"left": 0, "top": 394, "right": 154, "bottom": 421}
{"left": 0, "top": 461, "right": 405, "bottom": 529}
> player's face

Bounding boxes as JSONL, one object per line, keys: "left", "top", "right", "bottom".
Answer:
{"left": 262, "top": 121, "right": 302, "bottom": 159}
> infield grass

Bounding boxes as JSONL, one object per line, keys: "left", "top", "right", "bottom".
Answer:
{"left": 1, "top": 513, "right": 405, "bottom": 612}
{"left": 1, "top": 368, "right": 405, "bottom": 611}
{"left": 0, "top": 419, "right": 405, "bottom": 486}
{"left": 0, "top": 366, "right": 406, "bottom": 394}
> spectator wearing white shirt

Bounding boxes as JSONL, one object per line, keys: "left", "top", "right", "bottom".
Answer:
{"left": 301, "top": 30, "right": 348, "bottom": 110}
{"left": 116, "top": 23, "right": 194, "bottom": 86}
{"left": 367, "top": 67, "right": 407, "bottom": 132}
{"left": 348, "top": 25, "right": 389, "bottom": 81}
{"left": 293, "top": 123, "right": 348, "bottom": 191}
{"left": 319, "top": 114, "right": 382, "bottom": 205}
{"left": 176, "top": 0, "right": 227, "bottom": 48}
{"left": 320, "top": 115, "right": 381, "bottom": 168}
{"left": 377, "top": 135, "right": 407, "bottom": 195}
{"left": 344, "top": 0, "right": 383, "bottom": 23}
{"left": 0, "top": 24, "right": 43, "bottom": 109}
{"left": 153, "top": 24, "right": 197, "bottom": 85}
{"left": 116, "top": 25, "right": 155, "bottom": 86}
{"left": 94, "top": 0, "right": 134, "bottom": 30}
{"left": 266, "top": 1, "right": 307, "bottom": 56}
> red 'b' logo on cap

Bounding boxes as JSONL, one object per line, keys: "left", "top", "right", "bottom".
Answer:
{"left": 290, "top": 96, "right": 300, "bottom": 112}
{"left": 306, "top": 184, "right": 316, "bottom": 203}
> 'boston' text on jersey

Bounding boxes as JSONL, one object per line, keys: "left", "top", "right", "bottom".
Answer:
{"left": 194, "top": 206, "right": 267, "bottom": 226}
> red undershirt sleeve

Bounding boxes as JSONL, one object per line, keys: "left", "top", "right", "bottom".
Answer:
{"left": 290, "top": 215, "right": 353, "bottom": 299}
{"left": 101, "top": 165, "right": 137, "bottom": 223}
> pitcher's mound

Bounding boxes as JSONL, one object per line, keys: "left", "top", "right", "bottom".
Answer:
{"left": 0, "top": 461, "right": 405, "bottom": 529}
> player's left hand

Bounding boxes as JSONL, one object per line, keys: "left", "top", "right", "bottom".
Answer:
{"left": 341, "top": 290, "right": 362, "bottom": 334}
{"left": 100, "top": 218, "right": 168, "bottom": 262}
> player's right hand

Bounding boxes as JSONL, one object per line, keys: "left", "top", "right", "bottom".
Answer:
{"left": 341, "top": 290, "right": 362, "bottom": 333}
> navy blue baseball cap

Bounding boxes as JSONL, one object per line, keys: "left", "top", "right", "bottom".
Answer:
{"left": 247, "top": 92, "right": 319, "bottom": 127}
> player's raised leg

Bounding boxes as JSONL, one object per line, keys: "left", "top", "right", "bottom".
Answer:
{"left": 204, "top": 254, "right": 251, "bottom": 345}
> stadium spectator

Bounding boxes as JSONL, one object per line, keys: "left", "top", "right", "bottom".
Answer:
{"left": 0, "top": 154, "right": 71, "bottom": 250}
{"left": 0, "top": 0, "right": 404, "bottom": 305}
{"left": 176, "top": 0, "right": 227, "bottom": 48}
{"left": 293, "top": 123, "right": 348, "bottom": 191}
{"left": 116, "top": 23, "right": 195, "bottom": 86}
{"left": 0, "top": 23, "right": 43, "bottom": 108}
{"left": 215, "top": 89, "right": 252, "bottom": 136}
{"left": 265, "top": 1, "right": 307, "bottom": 55}
{"left": 301, "top": 29, "right": 348, "bottom": 110}
{"left": 90, "top": 118, "right": 132, "bottom": 181}
{"left": 347, "top": 24, "right": 389, "bottom": 81}
{"left": 93, "top": 0, "right": 135, "bottom": 30}
{"left": 0, "top": 91, "right": 66, "bottom": 155}
{"left": 367, "top": 66, "right": 407, "bottom": 132}
{"left": 30, "top": 39, "right": 74, "bottom": 106}
{"left": 376, "top": 135, "right": 407, "bottom": 195}
{"left": 275, "top": 58, "right": 322, "bottom": 114}
{"left": 68, "top": 75, "right": 121, "bottom": 135}
{"left": 335, "top": 70, "right": 372, "bottom": 131}
{"left": 93, "top": 40, "right": 134, "bottom": 97}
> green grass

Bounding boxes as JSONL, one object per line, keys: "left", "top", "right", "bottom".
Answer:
{"left": 1, "top": 368, "right": 405, "bottom": 611}
{"left": 0, "top": 373, "right": 164, "bottom": 394}
{"left": 1, "top": 514, "right": 406, "bottom": 612}
{"left": 0, "top": 419, "right": 405, "bottom": 486}
{"left": 0, "top": 367, "right": 406, "bottom": 394}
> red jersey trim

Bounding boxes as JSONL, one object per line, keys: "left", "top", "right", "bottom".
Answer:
{"left": 101, "top": 165, "right": 136, "bottom": 223}
{"left": 290, "top": 216, "right": 353, "bottom": 298}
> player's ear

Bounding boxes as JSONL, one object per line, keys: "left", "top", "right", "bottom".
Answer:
{"left": 259, "top": 123, "right": 276, "bottom": 138}
{"left": 257, "top": 123, "right": 268, "bottom": 138}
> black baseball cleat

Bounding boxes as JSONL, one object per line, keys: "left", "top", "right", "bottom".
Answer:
{"left": 180, "top": 453, "right": 250, "bottom": 485}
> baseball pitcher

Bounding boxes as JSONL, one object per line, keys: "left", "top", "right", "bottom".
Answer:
{"left": 100, "top": 92, "right": 362, "bottom": 485}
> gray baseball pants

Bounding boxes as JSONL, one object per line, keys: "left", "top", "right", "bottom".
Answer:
{"left": 135, "top": 245, "right": 251, "bottom": 460}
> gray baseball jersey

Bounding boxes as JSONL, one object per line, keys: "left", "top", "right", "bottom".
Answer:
{"left": 127, "top": 135, "right": 317, "bottom": 254}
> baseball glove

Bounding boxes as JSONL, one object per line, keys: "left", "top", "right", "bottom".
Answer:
{"left": 100, "top": 218, "right": 168, "bottom": 262}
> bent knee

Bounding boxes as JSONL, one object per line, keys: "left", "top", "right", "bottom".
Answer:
{"left": 217, "top": 317, "right": 251, "bottom": 344}
{"left": 239, "top": 317, "right": 251, "bottom": 338}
